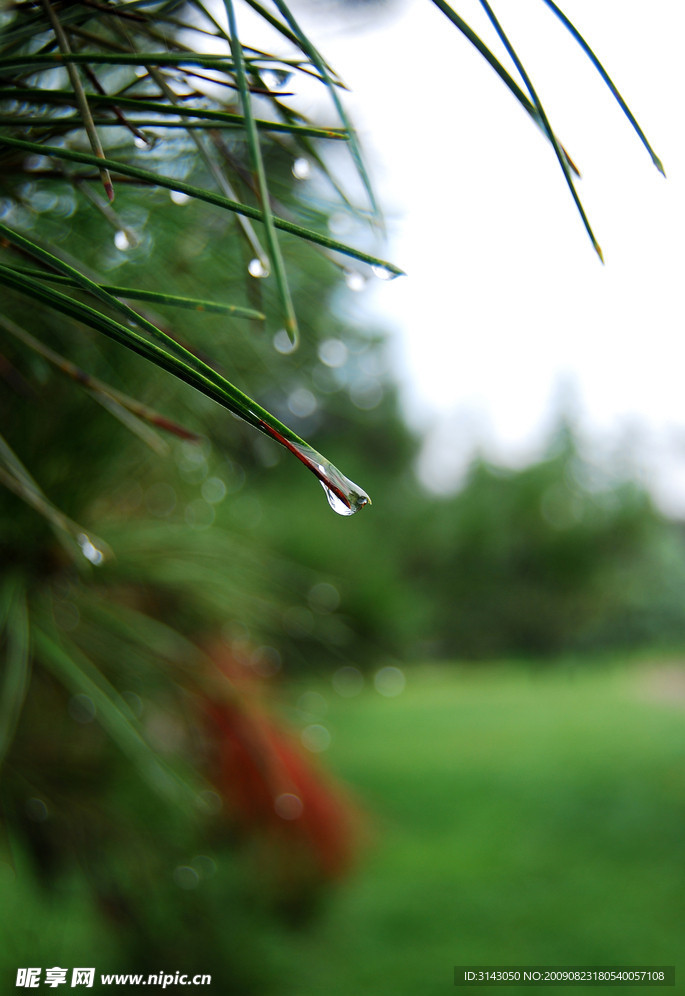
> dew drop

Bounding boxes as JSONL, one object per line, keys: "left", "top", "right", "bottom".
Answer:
{"left": 344, "top": 270, "right": 366, "bottom": 292}
{"left": 114, "top": 230, "right": 132, "bottom": 251}
{"left": 248, "top": 257, "right": 270, "bottom": 278}
{"left": 170, "top": 189, "right": 191, "bottom": 206}
{"left": 372, "top": 264, "right": 396, "bottom": 281}
{"left": 273, "top": 328, "right": 297, "bottom": 354}
{"left": 77, "top": 532, "right": 104, "bottom": 565}
{"left": 134, "top": 135, "right": 149, "bottom": 150}
{"left": 321, "top": 481, "right": 355, "bottom": 516}
{"left": 283, "top": 440, "right": 371, "bottom": 516}
{"left": 291, "top": 157, "right": 311, "bottom": 180}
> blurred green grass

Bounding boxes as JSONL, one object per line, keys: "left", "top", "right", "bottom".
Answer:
{"left": 267, "top": 661, "right": 685, "bottom": 995}
{"left": 2, "top": 660, "right": 683, "bottom": 993}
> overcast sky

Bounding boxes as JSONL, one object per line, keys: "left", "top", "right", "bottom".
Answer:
{"left": 285, "top": 0, "right": 685, "bottom": 510}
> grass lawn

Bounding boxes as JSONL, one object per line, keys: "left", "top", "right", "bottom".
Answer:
{"left": 2, "top": 659, "right": 683, "bottom": 993}
{"left": 267, "top": 660, "right": 685, "bottom": 995}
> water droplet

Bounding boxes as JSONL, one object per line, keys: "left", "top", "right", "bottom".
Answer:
{"left": 291, "top": 157, "right": 311, "bottom": 180}
{"left": 258, "top": 427, "right": 371, "bottom": 516}
{"left": 318, "top": 339, "right": 348, "bottom": 368}
{"left": 301, "top": 451, "right": 371, "bottom": 515}
{"left": 372, "top": 264, "right": 396, "bottom": 281}
{"left": 134, "top": 135, "right": 149, "bottom": 150}
{"left": 248, "top": 257, "right": 270, "bottom": 278}
{"left": 170, "top": 189, "right": 191, "bottom": 205}
{"left": 114, "top": 230, "right": 131, "bottom": 251}
{"left": 77, "top": 532, "right": 104, "bottom": 564}
{"left": 344, "top": 270, "right": 366, "bottom": 292}
{"left": 273, "top": 328, "right": 297, "bottom": 354}
{"left": 274, "top": 793, "right": 303, "bottom": 820}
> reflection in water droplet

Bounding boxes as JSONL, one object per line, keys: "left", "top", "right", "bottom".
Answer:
{"left": 292, "top": 157, "right": 311, "bottom": 180}
{"left": 114, "top": 230, "right": 131, "bottom": 251}
{"left": 170, "top": 189, "right": 191, "bottom": 206}
{"left": 273, "top": 328, "right": 297, "bottom": 354}
{"left": 248, "top": 257, "right": 270, "bottom": 278}
{"left": 320, "top": 481, "right": 356, "bottom": 516}
{"left": 372, "top": 264, "right": 396, "bottom": 281}
{"left": 344, "top": 270, "right": 366, "bottom": 292}
{"left": 77, "top": 532, "right": 104, "bottom": 564}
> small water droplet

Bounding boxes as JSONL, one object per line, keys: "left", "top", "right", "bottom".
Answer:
{"left": 313, "top": 461, "right": 370, "bottom": 516}
{"left": 134, "top": 135, "right": 149, "bottom": 150}
{"left": 114, "top": 230, "right": 132, "bottom": 251}
{"left": 344, "top": 270, "right": 366, "bottom": 292}
{"left": 248, "top": 257, "right": 270, "bottom": 278}
{"left": 291, "top": 157, "right": 311, "bottom": 180}
{"left": 273, "top": 328, "right": 297, "bottom": 354}
{"left": 170, "top": 189, "right": 191, "bottom": 205}
{"left": 77, "top": 532, "right": 104, "bottom": 564}
{"left": 372, "top": 264, "right": 396, "bottom": 281}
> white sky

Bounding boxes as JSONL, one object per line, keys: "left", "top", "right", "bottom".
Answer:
{"left": 290, "top": 0, "right": 685, "bottom": 510}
